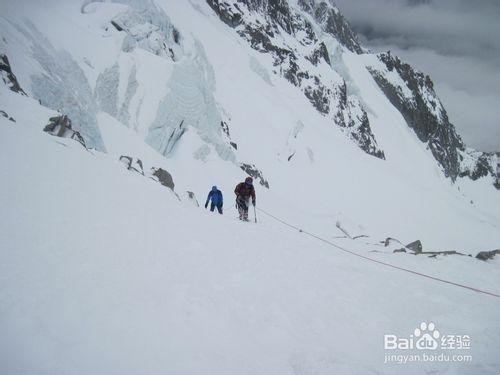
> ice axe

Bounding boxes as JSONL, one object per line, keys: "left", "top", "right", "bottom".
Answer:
{"left": 253, "top": 204, "right": 258, "bottom": 223}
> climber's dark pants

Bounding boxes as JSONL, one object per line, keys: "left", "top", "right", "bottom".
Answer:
{"left": 210, "top": 203, "right": 223, "bottom": 214}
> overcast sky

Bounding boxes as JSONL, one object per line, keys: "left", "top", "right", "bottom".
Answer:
{"left": 334, "top": 0, "right": 500, "bottom": 152}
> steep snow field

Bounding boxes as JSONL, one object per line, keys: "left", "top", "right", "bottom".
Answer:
{"left": 1, "top": 91, "right": 500, "bottom": 375}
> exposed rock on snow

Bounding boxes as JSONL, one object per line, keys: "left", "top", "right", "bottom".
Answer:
{"left": 405, "top": 240, "right": 423, "bottom": 254}
{"left": 220, "top": 120, "right": 238, "bottom": 150}
{"left": 393, "top": 248, "right": 406, "bottom": 253}
{"left": 0, "top": 54, "right": 26, "bottom": 95}
{"left": 186, "top": 191, "right": 200, "bottom": 206}
{"left": 119, "top": 155, "right": 144, "bottom": 175}
{"left": 388, "top": 238, "right": 468, "bottom": 258}
{"left": 423, "top": 250, "right": 467, "bottom": 258}
{"left": 476, "top": 250, "right": 500, "bottom": 261}
{"left": 151, "top": 167, "right": 175, "bottom": 190}
{"left": 0, "top": 110, "right": 15, "bottom": 122}
{"left": 280, "top": 120, "right": 304, "bottom": 162}
{"left": 240, "top": 163, "right": 270, "bottom": 188}
{"left": 43, "top": 115, "right": 87, "bottom": 147}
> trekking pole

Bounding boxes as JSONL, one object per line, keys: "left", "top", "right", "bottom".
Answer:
{"left": 254, "top": 204, "right": 258, "bottom": 223}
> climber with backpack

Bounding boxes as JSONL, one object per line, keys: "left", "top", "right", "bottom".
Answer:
{"left": 234, "top": 177, "right": 256, "bottom": 221}
{"left": 205, "top": 186, "right": 223, "bottom": 214}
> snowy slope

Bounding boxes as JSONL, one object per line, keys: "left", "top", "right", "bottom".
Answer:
{"left": 1, "top": 0, "right": 500, "bottom": 373}
{"left": 1, "top": 90, "right": 500, "bottom": 375}
{"left": 1, "top": 0, "right": 499, "bottom": 251}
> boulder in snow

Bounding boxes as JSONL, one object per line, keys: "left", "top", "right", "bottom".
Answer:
{"left": 476, "top": 250, "right": 500, "bottom": 261}
{"left": 43, "top": 115, "right": 86, "bottom": 148}
{"left": 406, "top": 240, "right": 423, "bottom": 254}
{"left": 151, "top": 167, "right": 175, "bottom": 190}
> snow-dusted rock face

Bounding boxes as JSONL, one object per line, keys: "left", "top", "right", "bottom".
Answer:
{"left": 297, "top": 0, "right": 364, "bottom": 54}
{"left": 458, "top": 148, "right": 496, "bottom": 181}
{"left": 206, "top": 0, "right": 385, "bottom": 159}
{"left": 367, "top": 52, "right": 498, "bottom": 185}
{"left": 368, "top": 52, "right": 464, "bottom": 179}
{"left": 0, "top": 54, "right": 26, "bottom": 95}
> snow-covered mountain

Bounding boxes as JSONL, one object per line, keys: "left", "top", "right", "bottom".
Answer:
{"left": 1, "top": 0, "right": 500, "bottom": 374}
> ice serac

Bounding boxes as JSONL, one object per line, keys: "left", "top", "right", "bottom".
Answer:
{"left": 16, "top": 22, "right": 106, "bottom": 151}
{"left": 110, "top": 0, "right": 182, "bottom": 60}
{"left": 367, "top": 52, "right": 497, "bottom": 184}
{"left": 206, "top": 0, "right": 384, "bottom": 159}
{"left": 146, "top": 40, "right": 235, "bottom": 162}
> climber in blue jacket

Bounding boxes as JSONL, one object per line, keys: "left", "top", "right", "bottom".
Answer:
{"left": 205, "top": 186, "right": 223, "bottom": 214}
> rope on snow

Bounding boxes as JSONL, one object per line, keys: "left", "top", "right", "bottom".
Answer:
{"left": 256, "top": 207, "right": 500, "bottom": 299}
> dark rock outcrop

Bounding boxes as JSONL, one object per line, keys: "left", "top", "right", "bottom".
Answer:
{"left": 43, "top": 115, "right": 86, "bottom": 147}
{"left": 422, "top": 250, "right": 465, "bottom": 257}
{"left": 0, "top": 110, "right": 15, "bottom": 122}
{"left": 476, "top": 250, "right": 500, "bottom": 261}
{"left": 119, "top": 156, "right": 144, "bottom": 175}
{"left": 406, "top": 240, "right": 423, "bottom": 254}
{"left": 151, "top": 167, "right": 175, "bottom": 190}
{"left": 240, "top": 163, "right": 270, "bottom": 188}
{"left": 221, "top": 120, "right": 238, "bottom": 150}
{"left": 0, "top": 54, "right": 27, "bottom": 95}
{"left": 393, "top": 239, "right": 423, "bottom": 254}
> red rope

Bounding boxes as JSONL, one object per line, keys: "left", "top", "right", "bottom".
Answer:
{"left": 257, "top": 208, "right": 500, "bottom": 299}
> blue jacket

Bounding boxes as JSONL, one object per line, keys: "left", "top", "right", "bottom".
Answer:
{"left": 206, "top": 186, "right": 223, "bottom": 206}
